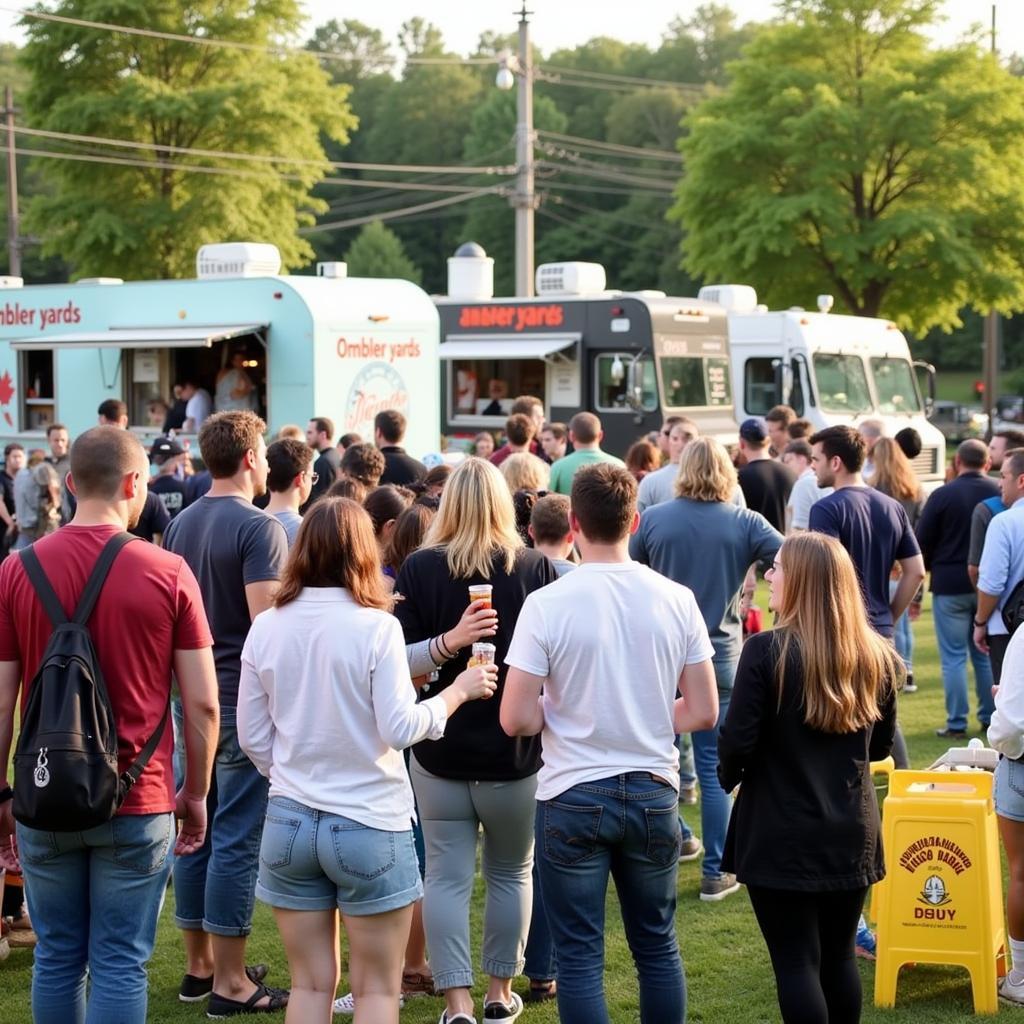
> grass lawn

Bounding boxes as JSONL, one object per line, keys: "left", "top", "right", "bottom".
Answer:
{"left": 1, "top": 591, "right": 1008, "bottom": 1022}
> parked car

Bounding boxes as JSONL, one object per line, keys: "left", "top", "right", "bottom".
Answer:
{"left": 928, "top": 400, "right": 987, "bottom": 442}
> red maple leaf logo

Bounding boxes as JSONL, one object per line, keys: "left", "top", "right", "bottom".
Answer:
{"left": 0, "top": 371, "right": 13, "bottom": 407}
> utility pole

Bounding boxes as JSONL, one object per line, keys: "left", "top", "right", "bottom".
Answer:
{"left": 983, "top": 4, "right": 999, "bottom": 438}
{"left": 4, "top": 86, "right": 20, "bottom": 278}
{"left": 513, "top": 2, "right": 535, "bottom": 297}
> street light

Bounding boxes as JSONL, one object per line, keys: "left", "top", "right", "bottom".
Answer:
{"left": 496, "top": 4, "right": 536, "bottom": 297}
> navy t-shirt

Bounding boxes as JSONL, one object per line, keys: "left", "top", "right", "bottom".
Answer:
{"left": 165, "top": 495, "right": 288, "bottom": 708}
{"left": 808, "top": 487, "right": 920, "bottom": 637}
{"left": 149, "top": 473, "right": 190, "bottom": 519}
{"left": 129, "top": 490, "right": 171, "bottom": 543}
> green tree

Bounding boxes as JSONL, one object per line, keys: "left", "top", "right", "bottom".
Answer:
{"left": 20, "top": 1, "right": 356, "bottom": 279}
{"left": 672, "top": 0, "right": 1024, "bottom": 332}
{"left": 343, "top": 220, "right": 422, "bottom": 283}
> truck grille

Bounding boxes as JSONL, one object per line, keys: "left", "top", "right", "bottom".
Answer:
{"left": 911, "top": 446, "right": 939, "bottom": 478}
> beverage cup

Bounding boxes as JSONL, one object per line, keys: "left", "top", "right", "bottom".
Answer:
{"left": 468, "top": 584, "right": 493, "bottom": 610}
{"left": 468, "top": 642, "right": 497, "bottom": 669}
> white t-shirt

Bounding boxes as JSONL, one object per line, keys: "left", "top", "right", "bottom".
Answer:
{"left": 185, "top": 388, "right": 212, "bottom": 428}
{"left": 788, "top": 468, "right": 833, "bottom": 531}
{"left": 238, "top": 588, "right": 448, "bottom": 831}
{"left": 505, "top": 560, "right": 715, "bottom": 801}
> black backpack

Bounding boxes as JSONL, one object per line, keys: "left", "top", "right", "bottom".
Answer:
{"left": 13, "top": 533, "right": 169, "bottom": 832}
{"left": 1003, "top": 577, "right": 1024, "bottom": 636}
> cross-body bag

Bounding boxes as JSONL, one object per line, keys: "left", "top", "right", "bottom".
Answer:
{"left": 13, "top": 533, "right": 169, "bottom": 832}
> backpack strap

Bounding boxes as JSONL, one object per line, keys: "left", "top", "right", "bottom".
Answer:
{"left": 19, "top": 546, "right": 70, "bottom": 628}
{"left": 119, "top": 701, "right": 170, "bottom": 796}
{"left": 983, "top": 495, "right": 1007, "bottom": 515}
{"left": 71, "top": 533, "right": 138, "bottom": 626}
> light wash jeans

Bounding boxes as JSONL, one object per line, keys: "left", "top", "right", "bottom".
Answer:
{"left": 17, "top": 812, "right": 174, "bottom": 1024}
{"left": 933, "top": 592, "right": 994, "bottom": 732}
{"left": 679, "top": 658, "right": 734, "bottom": 877}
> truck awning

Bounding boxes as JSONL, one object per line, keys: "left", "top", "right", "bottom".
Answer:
{"left": 10, "top": 323, "right": 267, "bottom": 351}
{"left": 438, "top": 334, "right": 579, "bottom": 361}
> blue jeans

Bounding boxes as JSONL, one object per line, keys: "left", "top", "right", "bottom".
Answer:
{"left": 524, "top": 859, "right": 556, "bottom": 981}
{"left": 537, "top": 773, "right": 685, "bottom": 1024}
{"left": 17, "top": 812, "right": 174, "bottom": 1024}
{"left": 173, "top": 705, "right": 268, "bottom": 935}
{"left": 680, "top": 659, "right": 734, "bottom": 877}
{"left": 933, "top": 592, "right": 994, "bottom": 732}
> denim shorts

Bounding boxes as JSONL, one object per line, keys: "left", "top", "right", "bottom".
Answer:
{"left": 256, "top": 796, "right": 423, "bottom": 916}
{"left": 995, "top": 756, "right": 1024, "bottom": 822}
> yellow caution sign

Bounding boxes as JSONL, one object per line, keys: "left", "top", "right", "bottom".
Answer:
{"left": 873, "top": 770, "right": 1006, "bottom": 1014}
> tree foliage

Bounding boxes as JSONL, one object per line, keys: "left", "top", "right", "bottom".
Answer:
{"left": 19, "top": 0, "right": 356, "bottom": 279}
{"left": 672, "top": 0, "right": 1024, "bottom": 332}
{"left": 343, "top": 220, "right": 421, "bottom": 284}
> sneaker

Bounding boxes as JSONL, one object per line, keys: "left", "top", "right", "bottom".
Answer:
{"left": 180, "top": 964, "right": 270, "bottom": 1003}
{"left": 483, "top": 991, "right": 523, "bottom": 1021}
{"left": 678, "top": 836, "right": 703, "bottom": 863}
{"left": 699, "top": 872, "right": 740, "bottom": 902}
{"left": 902, "top": 677, "right": 918, "bottom": 694}
{"left": 334, "top": 992, "right": 405, "bottom": 1015}
{"left": 1000, "top": 974, "right": 1024, "bottom": 1006}
{"left": 935, "top": 727, "right": 967, "bottom": 739}
{"left": 855, "top": 920, "right": 877, "bottom": 960}
{"left": 439, "top": 1012, "right": 477, "bottom": 1024}
{"left": 679, "top": 785, "right": 698, "bottom": 805}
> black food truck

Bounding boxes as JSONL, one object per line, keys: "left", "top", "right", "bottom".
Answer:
{"left": 434, "top": 246, "right": 736, "bottom": 455}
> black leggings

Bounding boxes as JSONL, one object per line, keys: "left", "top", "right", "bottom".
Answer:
{"left": 747, "top": 885, "right": 868, "bottom": 1024}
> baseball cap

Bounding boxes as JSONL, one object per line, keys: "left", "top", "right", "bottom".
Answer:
{"left": 739, "top": 418, "right": 768, "bottom": 444}
{"left": 150, "top": 436, "right": 185, "bottom": 459}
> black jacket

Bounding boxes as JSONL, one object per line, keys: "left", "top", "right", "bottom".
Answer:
{"left": 718, "top": 630, "right": 897, "bottom": 891}
{"left": 380, "top": 446, "right": 427, "bottom": 487}
{"left": 394, "top": 546, "right": 556, "bottom": 781}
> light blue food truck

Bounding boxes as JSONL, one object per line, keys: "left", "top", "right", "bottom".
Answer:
{"left": 0, "top": 243, "right": 441, "bottom": 455}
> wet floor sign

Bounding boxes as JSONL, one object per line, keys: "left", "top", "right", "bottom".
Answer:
{"left": 873, "top": 770, "right": 1006, "bottom": 1014}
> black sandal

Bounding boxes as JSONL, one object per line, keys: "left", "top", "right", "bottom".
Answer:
{"left": 180, "top": 964, "right": 269, "bottom": 1002}
{"left": 206, "top": 982, "right": 289, "bottom": 1018}
{"left": 524, "top": 979, "right": 557, "bottom": 1003}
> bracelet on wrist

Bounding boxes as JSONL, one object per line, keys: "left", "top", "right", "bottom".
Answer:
{"left": 437, "top": 633, "right": 455, "bottom": 659}
{"left": 973, "top": 619, "right": 987, "bottom": 629}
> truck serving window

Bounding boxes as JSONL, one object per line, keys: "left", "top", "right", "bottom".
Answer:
{"left": 659, "top": 355, "right": 732, "bottom": 410}
{"left": 870, "top": 357, "right": 921, "bottom": 414}
{"left": 451, "top": 359, "right": 546, "bottom": 419}
{"left": 812, "top": 353, "right": 872, "bottom": 414}
{"left": 595, "top": 353, "right": 657, "bottom": 412}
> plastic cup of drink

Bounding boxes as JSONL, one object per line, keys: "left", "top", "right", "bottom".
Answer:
{"left": 468, "top": 584, "right": 493, "bottom": 610}
{"left": 468, "top": 642, "right": 496, "bottom": 668}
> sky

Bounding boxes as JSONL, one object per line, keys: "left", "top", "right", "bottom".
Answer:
{"left": 0, "top": 1, "right": 1019, "bottom": 56}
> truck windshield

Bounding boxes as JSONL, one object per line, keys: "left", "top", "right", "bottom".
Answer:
{"left": 812, "top": 353, "right": 872, "bottom": 414}
{"left": 658, "top": 355, "right": 732, "bottom": 409}
{"left": 870, "top": 357, "right": 921, "bottom": 414}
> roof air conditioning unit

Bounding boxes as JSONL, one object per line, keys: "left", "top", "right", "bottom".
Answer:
{"left": 196, "top": 242, "right": 282, "bottom": 280}
{"left": 536, "top": 261, "right": 606, "bottom": 296}
{"left": 447, "top": 241, "right": 494, "bottom": 300}
{"left": 697, "top": 284, "right": 758, "bottom": 312}
{"left": 0, "top": 277, "right": 23, "bottom": 289}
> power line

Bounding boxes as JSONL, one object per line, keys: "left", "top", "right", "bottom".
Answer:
{"left": 536, "top": 159, "right": 676, "bottom": 192}
{"left": 8, "top": 125, "right": 514, "bottom": 176}
{"left": 552, "top": 194, "right": 674, "bottom": 231}
{"left": 537, "top": 130, "right": 682, "bottom": 163}
{"left": 540, "top": 180, "right": 675, "bottom": 197}
{"left": 5, "top": 7, "right": 494, "bottom": 68}
{"left": 536, "top": 205, "right": 650, "bottom": 254}
{"left": 539, "top": 63, "right": 707, "bottom": 94}
{"left": 300, "top": 188, "right": 501, "bottom": 235}
{"left": 535, "top": 142, "right": 680, "bottom": 182}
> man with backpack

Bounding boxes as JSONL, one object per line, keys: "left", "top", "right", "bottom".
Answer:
{"left": 0, "top": 425, "right": 219, "bottom": 1024}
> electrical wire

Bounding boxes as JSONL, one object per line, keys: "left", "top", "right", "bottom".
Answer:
{"left": 300, "top": 187, "right": 502, "bottom": 235}
{"left": 537, "top": 130, "right": 682, "bottom": 162}
{"left": 536, "top": 159, "right": 676, "bottom": 192}
{"left": 7, "top": 125, "right": 514, "bottom": 176}
{"left": 539, "top": 63, "right": 707, "bottom": 94}
{"left": 536, "top": 205, "right": 650, "bottom": 254}
{"left": 552, "top": 194, "right": 674, "bottom": 231}
{"left": 535, "top": 142, "right": 680, "bottom": 182}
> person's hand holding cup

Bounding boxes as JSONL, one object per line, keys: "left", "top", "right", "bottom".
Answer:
{"left": 450, "top": 659, "right": 499, "bottom": 704}
{"left": 447, "top": 584, "right": 498, "bottom": 651}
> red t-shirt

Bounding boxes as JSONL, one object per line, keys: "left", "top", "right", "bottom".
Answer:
{"left": 0, "top": 525, "right": 213, "bottom": 815}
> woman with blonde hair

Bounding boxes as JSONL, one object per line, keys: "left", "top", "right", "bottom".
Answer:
{"left": 871, "top": 436, "right": 925, "bottom": 692}
{"left": 500, "top": 451, "right": 550, "bottom": 494}
{"left": 394, "top": 458, "right": 557, "bottom": 1024}
{"left": 237, "top": 498, "right": 498, "bottom": 1024}
{"left": 718, "top": 532, "right": 901, "bottom": 1024}
{"left": 630, "top": 436, "right": 782, "bottom": 902}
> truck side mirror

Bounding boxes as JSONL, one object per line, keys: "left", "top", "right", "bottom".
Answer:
{"left": 913, "top": 360, "right": 936, "bottom": 418}
{"left": 625, "top": 354, "right": 647, "bottom": 423}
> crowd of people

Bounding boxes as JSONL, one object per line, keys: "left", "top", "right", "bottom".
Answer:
{"left": 0, "top": 393, "right": 1023, "bottom": 1024}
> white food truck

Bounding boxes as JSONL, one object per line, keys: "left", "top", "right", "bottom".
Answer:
{"left": 0, "top": 243, "right": 441, "bottom": 457}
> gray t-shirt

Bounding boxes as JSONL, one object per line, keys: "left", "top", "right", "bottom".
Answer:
{"left": 637, "top": 462, "right": 747, "bottom": 514}
{"left": 968, "top": 498, "right": 1004, "bottom": 568}
{"left": 165, "top": 495, "right": 288, "bottom": 708}
{"left": 630, "top": 497, "right": 782, "bottom": 663}
{"left": 273, "top": 509, "right": 303, "bottom": 548}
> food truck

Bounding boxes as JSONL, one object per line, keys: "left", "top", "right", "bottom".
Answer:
{"left": 435, "top": 244, "right": 945, "bottom": 481}
{"left": 0, "top": 242, "right": 441, "bottom": 456}
{"left": 434, "top": 243, "right": 736, "bottom": 455}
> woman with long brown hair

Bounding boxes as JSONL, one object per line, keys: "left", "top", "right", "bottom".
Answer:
{"left": 718, "top": 532, "right": 902, "bottom": 1024}
{"left": 237, "top": 498, "right": 498, "bottom": 1024}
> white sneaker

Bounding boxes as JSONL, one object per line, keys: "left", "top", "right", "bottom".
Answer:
{"left": 1000, "top": 975, "right": 1024, "bottom": 1006}
{"left": 334, "top": 992, "right": 406, "bottom": 1015}
{"left": 439, "top": 1011, "right": 478, "bottom": 1024}
{"left": 482, "top": 991, "right": 523, "bottom": 1022}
